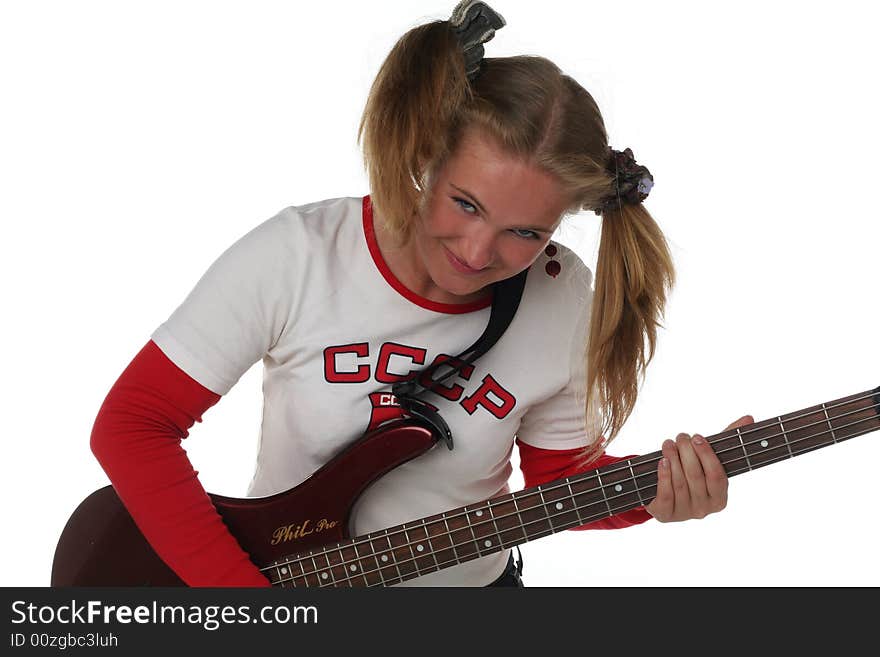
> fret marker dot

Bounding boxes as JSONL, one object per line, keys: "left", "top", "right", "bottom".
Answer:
{"left": 475, "top": 510, "right": 483, "bottom": 517}
{"left": 381, "top": 555, "right": 389, "bottom": 562}
{"left": 760, "top": 440, "right": 769, "bottom": 448}
{"left": 484, "top": 540, "right": 492, "bottom": 548}
{"left": 416, "top": 544, "right": 424, "bottom": 552}
{"left": 555, "top": 502, "right": 564, "bottom": 510}
{"left": 280, "top": 567, "right": 288, "bottom": 574}
{"left": 321, "top": 572, "right": 328, "bottom": 580}
{"left": 350, "top": 565, "right": 358, "bottom": 572}
{"left": 614, "top": 484, "right": 623, "bottom": 492}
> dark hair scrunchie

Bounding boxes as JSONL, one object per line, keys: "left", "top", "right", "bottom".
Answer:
{"left": 595, "top": 147, "right": 654, "bottom": 215}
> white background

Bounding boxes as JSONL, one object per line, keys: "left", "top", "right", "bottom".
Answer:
{"left": 2, "top": 0, "right": 878, "bottom": 587}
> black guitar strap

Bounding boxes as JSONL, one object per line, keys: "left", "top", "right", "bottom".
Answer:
{"left": 391, "top": 268, "right": 529, "bottom": 450}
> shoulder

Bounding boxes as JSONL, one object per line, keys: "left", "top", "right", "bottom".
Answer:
{"left": 259, "top": 196, "right": 363, "bottom": 240}
{"left": 225, "top": 196, "right": 363, "bottom": 262}
{"left": 525, "top": 240, "right": 593, "bottom": 307}
{"left": 506, "top": 241, "right": 594, "bottom": 349}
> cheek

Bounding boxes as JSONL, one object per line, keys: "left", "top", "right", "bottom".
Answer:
{"left": 425, "top": 207, "right": 466, "bottom": 238}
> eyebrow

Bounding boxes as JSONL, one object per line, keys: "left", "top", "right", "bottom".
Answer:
{"left": 449, "top": 183, "right": 555, "bottom": 234}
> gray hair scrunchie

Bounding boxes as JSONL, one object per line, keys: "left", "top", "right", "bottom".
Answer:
{"left": 449, "top": 1, "right": 506, "bottom": 81}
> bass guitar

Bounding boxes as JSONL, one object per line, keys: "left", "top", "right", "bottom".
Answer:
{"left": 51, "top": 386, "right": 880, "bottom": 587}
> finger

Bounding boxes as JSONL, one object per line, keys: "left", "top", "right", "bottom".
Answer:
{"left": 664, "top": 436, "right": 690, "bottom": 520}
{"left": 723, "top": 415, "right": 754, "bottom": 432}
{"left": 692, "top": 433, "right": 728, "bottom": 512}
{"left": 646, "top": 441, "right": 675, "bottom": 521}
{"left": 676, "top": 433, "right": 710, "bottom": 516}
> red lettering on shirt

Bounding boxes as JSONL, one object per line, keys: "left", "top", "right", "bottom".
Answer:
{"left": 418, "top": 354, "right": 474, "bottom": 402}
{"left": 375, "top": 343, "right": 427, "bottom": 384}
{"left": 460, "top": 375, "right": 517, "bottom": 419}
{"left": 323, "top": 343, "right": 370, "bottom": 383}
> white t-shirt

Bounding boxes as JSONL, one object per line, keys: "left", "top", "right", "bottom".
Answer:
{"left": 151, "top": 195, "right": 600, "bottom": 586}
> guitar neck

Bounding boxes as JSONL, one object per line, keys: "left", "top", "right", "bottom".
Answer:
{"left": 266, "top": 386, "right": 880, "bottom": 588}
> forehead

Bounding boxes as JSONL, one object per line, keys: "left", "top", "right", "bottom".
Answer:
{"left": 437, "top": 131, "right": 571, "bottom": 227}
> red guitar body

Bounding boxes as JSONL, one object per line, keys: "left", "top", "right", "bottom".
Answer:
{"left": 51, "top": 420, "right": 438, "bottom": 586}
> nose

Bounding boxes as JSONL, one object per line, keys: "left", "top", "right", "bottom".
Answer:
{"left": 460, "top": 224, "right": 496, "bottom": 270}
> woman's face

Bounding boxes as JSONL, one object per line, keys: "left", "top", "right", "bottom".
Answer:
{"left": 413, "top": 130, "right": 572, "bottom": 301}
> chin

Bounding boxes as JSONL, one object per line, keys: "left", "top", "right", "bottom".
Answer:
{"left": 430, "top": 270, "right": 487, "bottom": 300}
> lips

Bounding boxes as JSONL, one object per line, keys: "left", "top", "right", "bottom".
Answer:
{"left": 444, "top": 247, "right": 484, "bottom": 275}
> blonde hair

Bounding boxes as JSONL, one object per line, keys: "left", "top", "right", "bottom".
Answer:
{"left": 358, "top": 20, "right": 674, "bottom": 460}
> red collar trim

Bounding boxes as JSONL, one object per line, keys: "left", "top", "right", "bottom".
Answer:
{"left": 361, "top": 195, "right": 492, "bottom": 315}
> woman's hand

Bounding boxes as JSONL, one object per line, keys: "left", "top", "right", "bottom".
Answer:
{"left": 646, "top": 415, "right": 754, "bottom": 523}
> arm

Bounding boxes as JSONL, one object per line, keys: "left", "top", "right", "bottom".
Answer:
{"left": 90, "top": 340, "right": 270, "bottom": 586}
{"left": 516, "top": 438, "right": 652, "bottom": 529}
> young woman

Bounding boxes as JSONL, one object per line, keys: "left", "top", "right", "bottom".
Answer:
{"left": 89, "top": 1, "right": 752, "bottom": 587}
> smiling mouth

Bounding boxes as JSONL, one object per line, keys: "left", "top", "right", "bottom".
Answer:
{"left": 444, "top": 247, "right": 485, "bottom": 275}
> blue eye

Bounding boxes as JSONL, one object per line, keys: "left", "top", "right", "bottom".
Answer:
{"left": 453, "top": 197, "right": 477, "bottom": 214}
{"left": 511, "top": 228, "right": 540, "bottom": 240}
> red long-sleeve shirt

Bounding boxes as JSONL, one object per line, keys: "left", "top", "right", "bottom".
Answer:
{"left": 90, "top": 340, "right": 651, "bottom": 586}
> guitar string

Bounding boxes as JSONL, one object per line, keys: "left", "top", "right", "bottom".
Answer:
{"left": 264, "top": 395, "right": 880, "bottom": 585}
{"left": 261, "top": 392, "right": 880, "bottom": 580}
{"left": 264, "top": 388, "right": 880, "bottom": 580}
{"left": 264, "top": 397, "right": 880, "bottom": 586}
{"left": 278, "top": 416, "right": 880, "bottom": 588}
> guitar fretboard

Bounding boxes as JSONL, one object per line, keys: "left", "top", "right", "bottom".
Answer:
{"left": 263, "top": 386, "right": 880, "bottom": 587}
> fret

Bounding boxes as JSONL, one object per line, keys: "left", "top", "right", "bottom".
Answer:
{"left": 400, "top": 528, "right": 420, "bottom": 577}
{"left": 741, "top": 420, "right": 790, "bottom": 468}
{"left": 322, "top": 551, "right": 337, "bottom": 587}
{"left": 463, "top": 507, "right": 484, "bottom": 557}
{"left": 594, "top": 472, "right": 613, "bottom": 516}
{"left": 441, "top": 513, "right": 463, "bottom": 566}
{"left": 598, "top": 461, "right": 644, "bottom": 517}
{"left": 821, "top": 403, "right": 838, "bottom": 443}
{"left": 354, "top": 536, "right": 382, "bottom": 587}
{"left": 336, "top": 544, "right": 358, "bottom": 586}
{"left": 566, "top": 481, "right": 585, "bottom": 524}
{"left": 540, "top": 479, "right": 581, "bottom": 528}
{"left": 325, "top": 545, "right": 348, "bottom": 585}
{"left": 735, "top": 427, "right": 753, "bottom": 471}
{"left": 487, "top": 494, "right": 526, "bottom": 547}
{"left": 274, "top": 564, "right": 286, "bottom": 587}
{"left": 626, "top": 455, "right": 660, "bottom": 503}
{"left": 421, "top": 519, "right": 441, "bottom": 572}
{"left": 447, "top": 509, "right": 480, "bottom": 561}
{"left": 536, "top": 485, "right": 556, "bottom": 533}
{"left": 386, "top": 527, "right": 418, "bottom": 580}
{"left": 487, "top": 500, "right": 503, "bottom": 545}
{"left": 404, "top": 523, "right": 436, "bottom": 574}
{"left": 511, "top": 495, "right": 529, "bottom": 542}
{"left": 300, "top": 552, "right": 322, "bottom": 588}
{"left": 310, "top": 554, "right": 330, "bottom": 588}
{"left": 627, "top": 459, "right": 645, "bottom": 506}
{"left": 569, "top": 472, "right": 612, "bottom": 525}
{"left": 346, "top": 542, "right": 364, "bottom": 586}
{"left": 368, "top": 537, "right": 388, "bottom": 587}
{"left": 296, "top": 556, "right": 308, "bottom": 587}
{"left": 777, "top": 417, "right": 794, "bottom": 458}
{"left": 824, "top": 391, "right": 880, "bottom": 441}
{"left": 776, "top": 404, "right": 835, "bottom": 458}
{"left": 382, "top": 528, "right": 403, "bottom": 583}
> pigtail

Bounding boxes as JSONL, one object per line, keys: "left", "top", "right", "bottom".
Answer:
{"left": 358, "top": 21, "right": 472, "bottom": 241}
{"left": 583, "top": 202, "right": 675, "bottom": 457}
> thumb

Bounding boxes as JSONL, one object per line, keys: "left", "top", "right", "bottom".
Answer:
{"left": 723, "top": 415, "right": 755, "bottom": 431}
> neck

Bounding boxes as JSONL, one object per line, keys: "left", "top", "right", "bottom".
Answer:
{"left": 371, "top": 210, "right": 489, "bottom": 306}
